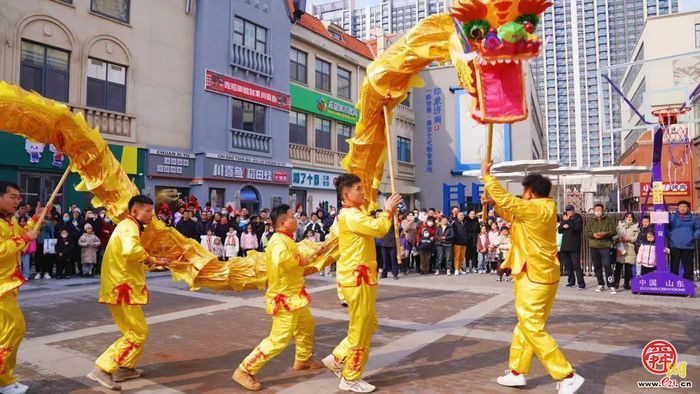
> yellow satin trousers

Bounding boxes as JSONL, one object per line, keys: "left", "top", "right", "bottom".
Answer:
{"left": 240, "top": 306, "right": 315, "bottom": 376}
{"left": 332, "top": 284, "right": 378, "bottom": 381}
{"left": 96, "top": 304, "right": 148, "bottom": 374}
{"left": 0, "top": 291, "right": 24, "bottom": 386}
{"left": 508, "top": 272, "right": 574, "bottom": 380}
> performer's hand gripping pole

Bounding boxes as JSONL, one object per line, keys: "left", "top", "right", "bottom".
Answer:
{"left": 482, "top": 123, "right": 494, "bottom": 222}
{"left": 383, "top": 105, "right": 403, "bottom": 266}
{"left": 32, "top": 164, "right": 71, "bottom": 232}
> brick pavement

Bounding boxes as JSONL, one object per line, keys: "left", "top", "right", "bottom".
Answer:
{"left": 13, "top": 272, "right": 700, "bottom": 393}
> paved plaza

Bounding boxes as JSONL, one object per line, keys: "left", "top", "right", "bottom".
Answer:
{"left": 15, "top": 272, "right": 700, "bottom": 393}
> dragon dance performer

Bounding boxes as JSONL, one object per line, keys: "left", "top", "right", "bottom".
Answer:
{"left": 233, "top": 204, "right": 324, "bottom": 391}
{"left": 323, "top": 174, "right": 401, "bottom": 393}
{"left": 481, "top": 160, "right": 585, "bottom": 394}
{"left": 88, "top": 195, "right": 168, "bottom": 391}
{"left": 0, "top": 182, "right": 43, "bottom": 394}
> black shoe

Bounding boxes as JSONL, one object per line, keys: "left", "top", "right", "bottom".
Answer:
{"left": 566, "top": 283, "right": 576, "bottom": 288}
{"left": 393, "top": 276, "right": 399, "bottom": 280}
{"left": 380, "top": 274, "right": 387, "bottom": 279}
{"left": 341, "top": 301, "right": 348, "bottom": 307}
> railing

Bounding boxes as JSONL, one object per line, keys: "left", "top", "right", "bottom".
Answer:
{"left": 289, "top": 143, "right": 345, "bottom": 168}
{"left": 231, "top": 43, "right": 273, "bottom": 78}
{"left": 70, "top": 105, "right": 135, "bottom": 142}
{"left": 394, "top": 104, "right": 415, "bottom": 123}
{"left": 231, "top": 129, "right": 271, "bottom": 153}
{"left": 397, "top": 161, "right": 416, "bottom": 179}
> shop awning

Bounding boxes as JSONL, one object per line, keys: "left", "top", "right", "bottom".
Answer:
{"left": 379, "top": 184, "right": 421, "bottom": 195}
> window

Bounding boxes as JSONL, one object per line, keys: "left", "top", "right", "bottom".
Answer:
{"left": 400, "top": 91, "right": 411, "bottom": 107}
{"left": 20, "top": 41, "right": 70, "bottom": 102}
{"left": 91, "top": 0, "right": 130, "bottom": 23}
{"left": 337, "top": 67, "right": 351, "bottom": 100}
{"left": 289, "top": 111, "right": 307, "bottom": 145}
{"left": 337, "top": 123, "right": 352, "bottom": 153}
{"left": 234, "top": 17, "right": 267, "bottom": 53}
{"left": 330, "top": 30, "right": 343, "bottom": 41}
{"left": 232, "top": 99, "right": 266, "bottom": 134}
{"left": 397, "top": 136, "right": 411, "bottom": 162}
{"left": 290, "top": 48, "right": 307, "bottom": 84}
{"left": 696, "top": 24, "right": 700, "bottom": 48}
{"left": 86, "top": 58, "right": 126, "bottom": 113}
{"left": 315, "top": 118, "right": 331, "bottom": 150}
{"left": 315, "top": 59, "right": 331, "bottom": 92}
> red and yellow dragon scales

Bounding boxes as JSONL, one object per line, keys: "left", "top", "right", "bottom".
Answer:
{"left": 0, "top": 0, "right": 549, "bottom": 291}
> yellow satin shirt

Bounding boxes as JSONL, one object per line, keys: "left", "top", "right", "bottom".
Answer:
{"left": 99, "top": 217, "right": 150, "bottom": 305}
{"left": 0, "top": 216, "right": 35, "bottom": 297}
{"left": 484, "top": 175, "right": 560, "bottom": 284}
{"left": 337, "top": 207, "right": 392, "bottom": 288}
{"left": 264, "top": 232, "right": 310, "bottom": 315}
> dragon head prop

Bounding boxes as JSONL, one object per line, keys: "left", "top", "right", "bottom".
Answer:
{"left": 450, "top": 0, "right": 552, "bottom": 123}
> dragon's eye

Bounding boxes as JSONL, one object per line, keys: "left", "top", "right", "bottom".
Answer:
{"left": 463, "top": 20, "right": 490, "bottom": 40}
{"left": 516, "top": 14, "right": 540, "bottom": 33}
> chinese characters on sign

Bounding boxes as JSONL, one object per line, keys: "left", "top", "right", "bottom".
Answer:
{"left": 149, "top": 149, "right": 196, "bottom": 178}
{"left": 292, "top": 170, "right": 337, "bottom": 190}
{"left": 424, "top": 87, "right": 442, "bottom": 174}
{"left": 213, "top": 164, "right": 274, "bottom": 182}
{"left": 641, "top": 181, "right": 691, "bottom": 196}
{"left": 205, "top": 69, "right": 291, "bottom": 111}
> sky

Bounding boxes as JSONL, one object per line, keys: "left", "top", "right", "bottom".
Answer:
{"left": 308, "top": 0, "right": 700, "bottom": 13}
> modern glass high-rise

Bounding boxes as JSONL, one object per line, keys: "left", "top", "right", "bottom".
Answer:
{"left": 536, "top": 0, "right": 679, "bottom": 167}
{"left": 312, "top": 0, "right": 446, "bottom": 41}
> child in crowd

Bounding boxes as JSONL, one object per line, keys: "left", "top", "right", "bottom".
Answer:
{"left": 495, "top": 227, "right": 512, "bottom": 282}
{"left": 200, "top": 229, "right": 219, "bottom": 255}
{"left": 476, "top": 225, "right": 489, "bottom": 273}
{"left": 78, "top": 223, "right": 101, "bottom": 277}
{"left": 224, "top": 227, "right": 240, "bottom": 259}
{"left": 400, "top": 230, "right": 411, "bottom": 275}
{"left": 211, "top": 237, "right": 224, "bottom": 261}
{"left": 240, "top": 224, "right": 259, "bottom": 256}
{"left": 636, "top": 231, "right": 657, "bottom": 275}
{"left": 486, "top": 222, "right": 501, "bottom": 274}
{"left": 55, "top": 229, "right": 75, "bottom": 279}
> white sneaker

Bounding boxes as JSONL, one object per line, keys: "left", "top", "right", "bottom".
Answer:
{"left": 455, "top": 271, "right": 461, "bottom": 276}
{"left": 595, "top": 285, "right": 604, "bottom": 292}
{"left": 461, "top": 270, "right": 467, "bottom": 274}
{"left": 496, "top": 370, "right": 526, "bottom": 387}
{"left": 322, "top": 354, "right": 343, "bottom": 378}
{"left": 610, "top": 288, "right": 618, "bottom": 295}
{"left": 447, "top": 271, "right": 452, "bottom": 276}
{"left": 556, "top": 373, "right": 585, "bottom": 394}
{"left": 44, "top": 274, "right": 51, "bottom": 279}
{"left": 434, "top": 271, "right": 440, "bottom": 276}
{"left": 339, "top": 378, "right": 376, "bottom": 393}
{"left": 0, "top": 382, "right": 28, "bottom": 394}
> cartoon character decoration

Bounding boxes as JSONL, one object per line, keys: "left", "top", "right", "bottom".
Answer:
{"left": 186, "top": 195, "right": 200, "bottom": 213}
{"left": 49, "top": 144, "right": 65, "bottom": 167}
{"left": 25, "top": 139, "right": 44, "bottom": 164}
{"left": 450, "top": 0, "right": 552, "bottom": 123}
{"left": 158, "top": 203, "right": 172, "bottom": 220}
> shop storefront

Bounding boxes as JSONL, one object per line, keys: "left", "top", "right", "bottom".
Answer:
{"left": 192, "top": 153, "right": 292, "bottom": 214}
{"left": 145, "top": 148, "right": 196, "bottom": 214}
{"left": 620, "top": 181, "right": 692, "bottom": 211}
{"left": 290, "top": 169, "right": 340, "bottom": 214}
{"left": 0, "top": 133, "right": 144, "bottom": 211}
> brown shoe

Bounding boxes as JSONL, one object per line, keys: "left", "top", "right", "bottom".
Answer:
{"left": 232, "top": 367, "right": 263, "bottom": 391}
{"left": 113, "top": 367, "right": 144, "bottom": 382}
{"left": 293, "top": 358, "right": 324, "bottom": 370}
{"left": 87, "top": 367, "right": 122, "bottom": 391}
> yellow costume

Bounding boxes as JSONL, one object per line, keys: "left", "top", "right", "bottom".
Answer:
{"left": 95, "top": 217, "right": 150, "bottom": 374}
{"left": 239, "top": 232, "right": 314, "bottom": 375}
{"left": 484, "top": 175, "right": 574, "bottom": 381}
{"left": 331, "top": 208, "right": 391, "bottom": 381}
{"left": 0, "top": 215, "right": 35, "bottom": 386}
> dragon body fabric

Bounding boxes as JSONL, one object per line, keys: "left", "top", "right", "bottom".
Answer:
{"left": 0, "top": 1, "right": 549, "bottom": 291}
{"left": 0, "top": 82, "right": 336, "bottom": 291}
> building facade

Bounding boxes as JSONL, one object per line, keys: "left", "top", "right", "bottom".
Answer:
{"left": 537, "top": 0, "right": 679, "bottom": 168}
{"left": 312, "top": 0, "right": 447, "bottom": 41}
{"left": 0, "top": 0, "right": 194, "bottom": 209}
{"left": 186, "top": 0, "right": 293, "bottom": 214}
{"left": 414, "top": 65, "right": 545, "bottom": 213}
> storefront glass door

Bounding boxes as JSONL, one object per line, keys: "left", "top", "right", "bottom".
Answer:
{"left": 19, "top": 172, "right": 64, "bottom": 211}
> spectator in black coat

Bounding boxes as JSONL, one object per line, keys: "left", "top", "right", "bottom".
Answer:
{"left": 176, "top": 210, "right": 199, "bottom": 240}
{"left": 55, "top": 228, "right": 75, "bottom": 279}
{"left": 196, "top": 211, "right": 213, "bottom": 236}
{"left": 463, "top": 210, "right": 480, "bottom": 272}
{"left": 558, "top": 205, "right": 585, "bottom": 289}
{"left": 451, "top": 212, "right": 469, "bottom": 275}
{"left": 379, "top": 224, "right": 399, "bottom": 279}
